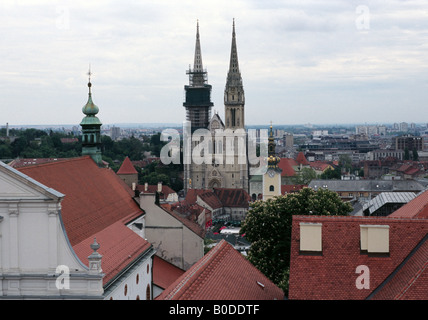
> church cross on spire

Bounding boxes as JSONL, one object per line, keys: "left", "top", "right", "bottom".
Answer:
{"left": 87, "top": 64, "right": 92, "bottom": 94}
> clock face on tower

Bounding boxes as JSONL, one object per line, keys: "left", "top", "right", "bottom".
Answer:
{"left": 268, "top": 169, "right": 275, "bottom": 178}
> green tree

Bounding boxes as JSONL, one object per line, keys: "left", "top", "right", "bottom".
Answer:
{"left": 338, "top": 154, "right": 352, "bottom": 174}
{"left": 412, "top": 148, "right": 419, "bottom": 161}
{"left": 404, "top": 148, "right": 410, "bottom": 160}
{"left": 320, "top": 166, "right": 341, "bottom": 180}
{"left": 290, "top": 167, "right": 317, "bottom": 185}
{"left": 240, "top": 187, "right": 352, "bottom": 295}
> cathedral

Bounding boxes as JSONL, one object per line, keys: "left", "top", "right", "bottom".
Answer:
{"left": 183, "top": 20, "right": 249, "bottom": 194}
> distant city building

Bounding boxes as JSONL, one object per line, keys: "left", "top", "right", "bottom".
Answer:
{"left": 399, "top": 122, "right": 408, "bottom": 132}
{"left": 395, "top": 134, "right": 423, "bottom": 151}
{"left": 111, "top": 126, "right": 121, "bottom": 141}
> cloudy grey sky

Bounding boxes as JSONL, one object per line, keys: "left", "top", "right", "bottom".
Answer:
{"left": 1, "top": 0, "right": 427, "bottom": 126}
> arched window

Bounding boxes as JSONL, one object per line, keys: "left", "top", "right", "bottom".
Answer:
{"left": 269, "top": 185, "right": 274, "bottom": 192}
{"left": 146, "top": 284, "right": 151, "bottom": 300}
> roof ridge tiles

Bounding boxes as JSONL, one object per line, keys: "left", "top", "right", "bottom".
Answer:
{"left": 161, "top": 240, "right": 228, "bottom": 300}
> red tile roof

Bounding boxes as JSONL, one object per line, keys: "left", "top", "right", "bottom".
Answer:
{"left": 213, "top": 188, "right": 250, "bottom": 208}
{"left": 309, "top": 161, "right": 332, "bottom": 172}
{"left": 184, "top": 188, "right": 206, "bottom": 204}
{"left": 153, "top": 256, "right": 185, "bottom": 290}
{"left": 17, "top": 156, "right": 152, "bottom": 285}
{"left": 198, "top": 191, "right": 223, "bottom": 209}
{"left": 296, "top": 151, "right": 310, "bottom": 165}
{"left": 278, "top": 158, "right": 297, "bottom": 177}
{"left": 117, "top": 156, "right": 138, "bottom": 175}
{"left": 288, "top": 215, "right": 428, "bottom": 300}
{"left": 368, "top": 234, "right": 428, "bottom": 300}
{"left": 156, "top": 240, "right": 284, "bottom": 300}
{"left": 389, "top": 189, "right": 428, "bottom": 219}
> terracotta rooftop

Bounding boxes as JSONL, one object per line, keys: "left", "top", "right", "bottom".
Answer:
{"left": 198, "top": 191, "right": 223, "bottom": 209}
{"left": 296, "top": 151, "right": 310, "bottom": 166}
{"left": 153, "top": 256, "right": 185, "bottom": 291}
{"left": 213, "top": 187, "right": 250, "bottom": 208}
{"left": 368, "top": 234, "right": 428, "bottom": 300}
{"left": 278, "top": 158, "right": 297, "bottom": 177}
{"left": 17, "top": 156, "right": 152, "bottom": 285}
{"left": 117, "top": 156, "right": 138, "bottom": 175}
{"left": 389, "top": 189, "right": 428, "bottom": 219}
{"left": 156, "top": 239, "right": 284, "bottom": 300}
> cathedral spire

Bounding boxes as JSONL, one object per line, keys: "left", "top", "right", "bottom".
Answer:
{"left": 224, "top": 19, "right": 245, "bottom": 129}
{"left": 183, "top": 21, "right": 213, "bottom": 132}
{"left": 228, "top": 18, "right": 240, "bottom": 77}
{"left": 193, "top": 20, "right": 203, "bottom": 73}
{"left": 188, "top": 20, "right": 207, "bottom": 87}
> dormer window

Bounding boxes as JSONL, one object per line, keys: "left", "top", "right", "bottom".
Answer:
{"left": 299, "top": 222, "right": 322, "bottom": 254}
{"left": 360, "top": 225, "right": 389, "bottom": 255}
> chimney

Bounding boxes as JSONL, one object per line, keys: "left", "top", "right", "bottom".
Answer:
{"left": 145, "top": 182, "right": 148, "bottom": 191}
{"left": 158, "top": 181, "right": 162, "bottom": 193}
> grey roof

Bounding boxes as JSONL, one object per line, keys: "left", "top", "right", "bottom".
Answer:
{"left": 308, "top": 179, "right": 425, "bottom": 192}
{"left": 362, "top": 192, "right": 417, "bottom": 215}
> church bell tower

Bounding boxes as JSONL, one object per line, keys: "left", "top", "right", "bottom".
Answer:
{"left": 183, "top": 21, "right": 214, "bottom": 132}
{"left": 80, "top": 68, "right": 103, "bottom": 166}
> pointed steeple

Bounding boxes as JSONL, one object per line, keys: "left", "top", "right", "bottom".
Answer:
{"left": 193, "top": 20, "right": 203, "bottom": 73}
{"left": 183, "top": 20, "right": 213, "bottom": 132}
{"left": 188, "top": 20, "right": 207, "bottom": 87}
{"left": 224, "top": 19, "right": 245, "bottom": 129}
{"left": 228, "top": 18, "right": 240, "bottom": 77}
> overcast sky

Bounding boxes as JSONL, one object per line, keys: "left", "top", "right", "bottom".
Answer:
{"left": 1, "top": 0, "right": 427, "bottom": 127}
